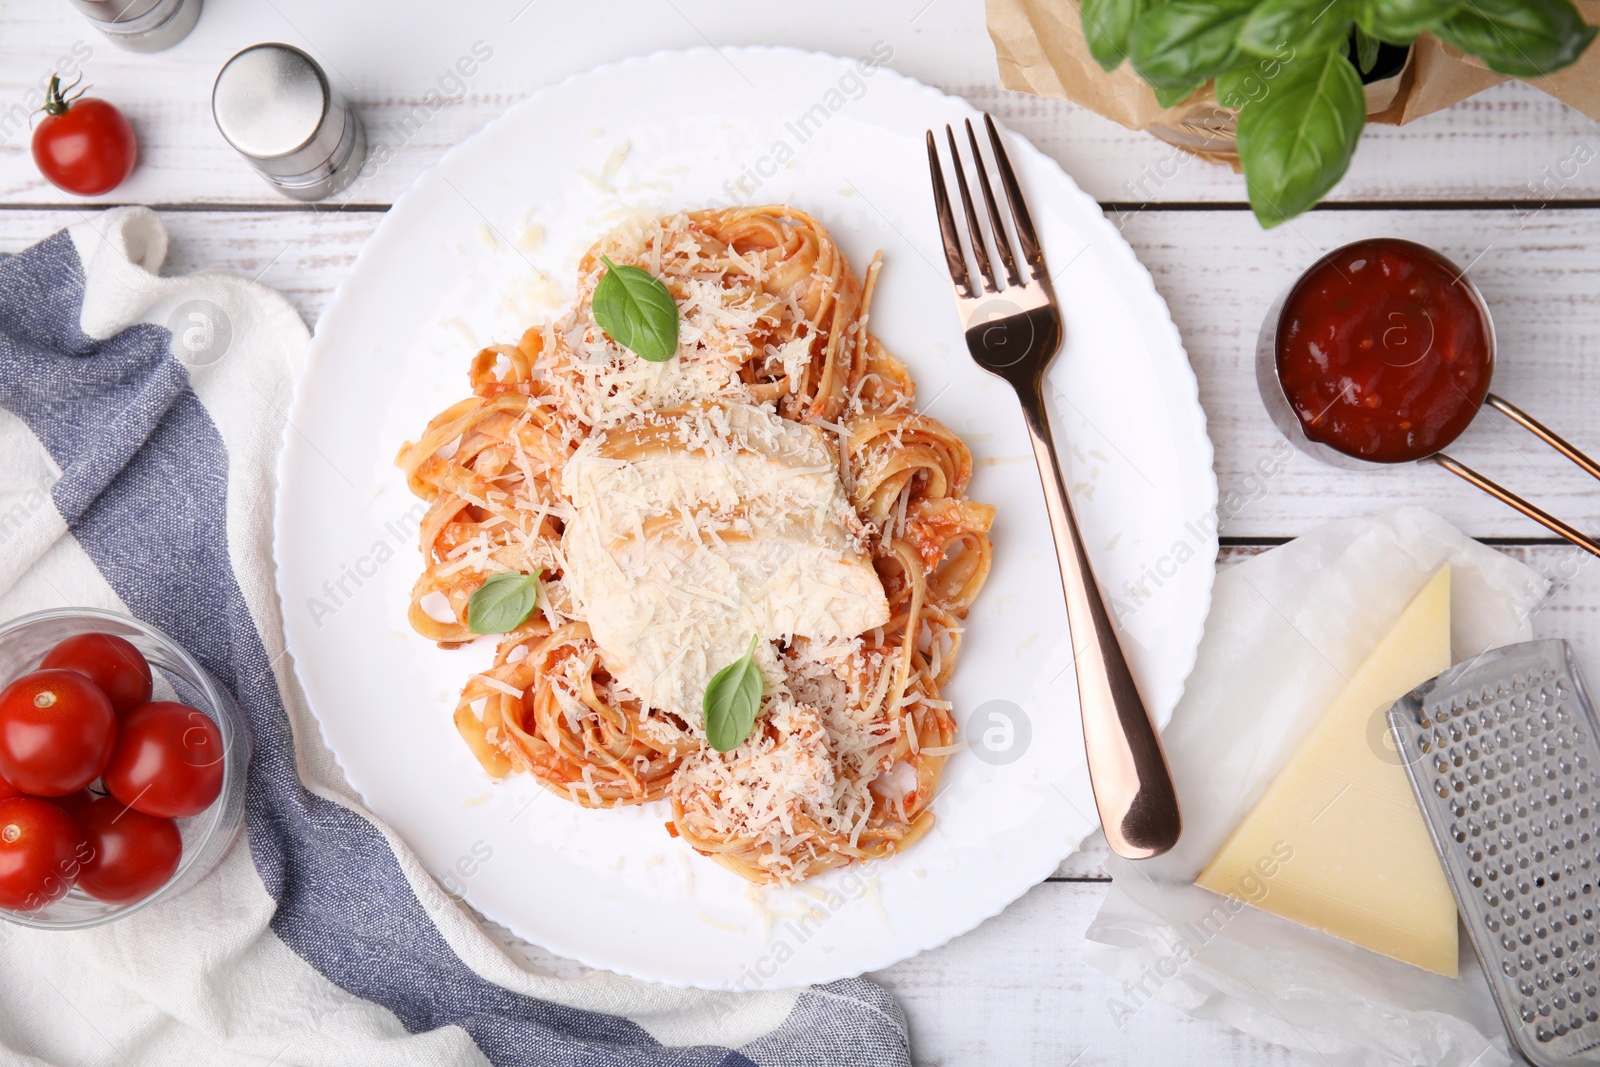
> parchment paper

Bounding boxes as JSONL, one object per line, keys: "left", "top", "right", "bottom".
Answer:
{"left": 1081, "top": 508, "right": 1553, "bottom": 1066}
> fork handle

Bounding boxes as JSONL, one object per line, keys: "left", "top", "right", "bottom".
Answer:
{"left": 1016, "top": 383, "right": 1182, "bottom": 859}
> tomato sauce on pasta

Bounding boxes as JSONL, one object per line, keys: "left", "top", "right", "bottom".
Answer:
{"left": 396, "top": 207, "right": 993, "bottom": 884}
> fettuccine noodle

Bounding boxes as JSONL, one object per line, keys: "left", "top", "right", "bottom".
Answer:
{"left": 397, "top": 206, "right": 993, "bottom": 884}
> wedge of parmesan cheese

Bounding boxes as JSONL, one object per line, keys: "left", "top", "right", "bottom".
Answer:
{"left": 1196, "top": 565, "right": 1458, "bottom": 976}
{"left": 561, "top": 402, "right": 889, "bottom": 727}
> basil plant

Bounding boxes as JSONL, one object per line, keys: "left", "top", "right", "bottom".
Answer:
{"left": 1081, "top": 0, "right": 1597, "bottom": 226}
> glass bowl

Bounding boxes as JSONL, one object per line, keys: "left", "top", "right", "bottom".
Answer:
{"left": 0, "top": 608, "right": 250, "bottom": 929}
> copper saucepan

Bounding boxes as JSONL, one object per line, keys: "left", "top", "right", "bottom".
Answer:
{"left": 1257, "top": 237, "right": 1600, "bottom": 558}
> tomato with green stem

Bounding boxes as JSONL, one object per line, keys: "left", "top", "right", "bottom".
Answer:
{"left": 30, "top": 73, "right": 138, "bottom": 197}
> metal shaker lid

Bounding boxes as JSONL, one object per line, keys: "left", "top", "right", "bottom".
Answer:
{"left": 73, "top": 0, "right": 165, "bottom": 23}
{"left": 212, "top": 44, "right": 343, "bottom": 176}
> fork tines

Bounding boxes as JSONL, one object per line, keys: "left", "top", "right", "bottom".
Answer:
{"left": 925, "top": 114, "right": 1048, "bottom": 299}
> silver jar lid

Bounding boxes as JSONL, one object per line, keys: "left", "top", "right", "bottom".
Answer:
{"left": 74, "top": 0, "right": 163, "bottom": 21}
{"left": 212, "top": 43, "right": 366, "bottom": 201}
{"left": 69, "top": 0, "right": 202, "bottom": 52}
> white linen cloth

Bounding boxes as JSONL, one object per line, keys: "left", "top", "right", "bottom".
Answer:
{"left": 0, "top": 207, "right": 909, "bottom": 1066}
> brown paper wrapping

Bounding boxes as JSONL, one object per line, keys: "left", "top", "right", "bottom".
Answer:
{"left": 988, "top": 0, "right": 1600, "bottom": 169}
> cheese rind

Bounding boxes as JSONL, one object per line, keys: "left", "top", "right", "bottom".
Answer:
{"left": 1195, "top": 565, "right": 1459, "bottom": 977}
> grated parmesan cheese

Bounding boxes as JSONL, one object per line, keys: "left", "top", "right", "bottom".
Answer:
{"left": 561, "top": 402, "right": 889, "bottom": 728}
{"left": 473, "top": 675, "right": 525, "bottom": 699}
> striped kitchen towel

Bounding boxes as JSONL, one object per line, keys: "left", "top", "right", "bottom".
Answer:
{"left": 0, "top": 206, "right": 911, "bottom": 1067}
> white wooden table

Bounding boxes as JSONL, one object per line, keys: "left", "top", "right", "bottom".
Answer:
{"left": 5, "top": 1, "right": 1600, "bottom": 1063}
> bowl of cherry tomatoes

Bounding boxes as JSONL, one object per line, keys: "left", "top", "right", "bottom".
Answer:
{"left": 0, "top": 608, "right": 249, "bottom": 928}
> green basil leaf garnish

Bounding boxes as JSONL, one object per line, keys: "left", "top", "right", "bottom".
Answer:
{"left": 1236, "top": 47, "right": 1365, "bottom": 228}
{"left": 591, "top": 255, "right": 679, "bottom": 362}
{"left": 466, "top": 571, "right": 541, "bottom": 635}
{"left": 704, "top": 635, "right": 764, "bottom": 753}
{"left": 1080, "top": 0, "right": 1148, "bottom": 72}
{"left": 1433, "top": 0, "right": 1596, "bottom": 78}
{"left": 1128, "top": 0, "right": 1258, "bottom": 90}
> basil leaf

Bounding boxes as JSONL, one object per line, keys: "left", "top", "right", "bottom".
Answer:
{"left": 1215, "top": 51, "right": 1293, "bottom": 109}
{"left": 591, "top": 256, "right": 679, "bottom": 362}
{"left": 1239, "top": 0, "right": 1355, "bottom": 57}
{"left": 1129, "top": 0, "right": 1258, "bottom": 89}
{"left": 1081, "top": 0, "right": 1148, "bottom": 71}
{"left": 1214, "top": 63, "right": 1256, "bottom": 110}
{"left": 1236, "top": 47, "right": 1366, "bottom": 227}
{"left": 1355, "top": 25, "right": 1381, "bottom": 73}
{"left": 467, "top": 571, "right": 541, "bottom": 635}
{"left": 1355, "top": 0, "right": 1466, "bottom": 43}
{"left": 1434, "top": 0, "right": 1596, "bottom": 78}
{"left": 704, "top": 635, "right": 764, "bottom": 753}
{"left": 1154, "top": 79, "right": 1204, "bottom": 107}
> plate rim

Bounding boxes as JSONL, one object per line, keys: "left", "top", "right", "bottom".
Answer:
{"left": 272, "top": 44, "right": 1218, "bottom": 988}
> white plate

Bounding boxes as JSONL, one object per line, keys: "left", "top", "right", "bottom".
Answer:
{"left": 274, "top": 47, "right": 1216, "bottom": 989}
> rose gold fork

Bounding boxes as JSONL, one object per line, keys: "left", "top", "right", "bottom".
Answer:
{"left": 926, "top": 114, "right": 1181, "bottom": 859}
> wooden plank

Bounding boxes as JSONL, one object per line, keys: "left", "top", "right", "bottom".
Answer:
{"left": 487, "top": 879, "right": 1297, "bottom": 1064}
{"left": 868, "top": 881, "right": 1298, "bottom": 1066}
{"left": 1119, "top": 207, "right": 1600, "bottom": 538}
{"left": 0, "top": 207, "right": 379, "bottom": 330}
{"left": 1053, "top": 837, "right": 1113, "bottom": 882}
{"left": 985, "top": 80, "right": 1600, "bottom": 208}
{"left": 9, "top": 203, "right": 1600, "bottom": 540}
{"left": 1, "top": 1, "right": 1598, "bottom": 207}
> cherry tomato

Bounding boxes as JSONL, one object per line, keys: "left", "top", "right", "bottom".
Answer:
{"left": 0, "top": 774, "right": 21, "bottom": 802}
{"left": 75, "top": 798, "right": 181, "bottom": 905}
{"left": 49, "top": 789, "right": 96, "bottom": 818}
{"left": 0, "top": 670, "right": 116, "bottom": 796}
{"left": 0, "top": 797, "right": 84, "bottom": 911}
{"left": 30, "top": 74, "right": 137, "bottom": 197}
{"left": 41, "top": 633, "right": 152, "bottom": 716}
{"left": 103, "top": 702, "right": 224, "bottom": 818}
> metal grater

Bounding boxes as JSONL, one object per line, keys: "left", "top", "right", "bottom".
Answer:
{"left": 1390, "top": 638, "right": 1600, "bottom": 1066}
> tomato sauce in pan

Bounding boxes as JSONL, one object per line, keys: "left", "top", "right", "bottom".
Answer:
{"left": 1275, "top": 238, "right": 1494, "bottom": 463}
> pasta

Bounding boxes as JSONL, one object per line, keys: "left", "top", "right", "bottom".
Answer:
{"left": 396, "top": 206, "right": 993, "bottom": 884}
